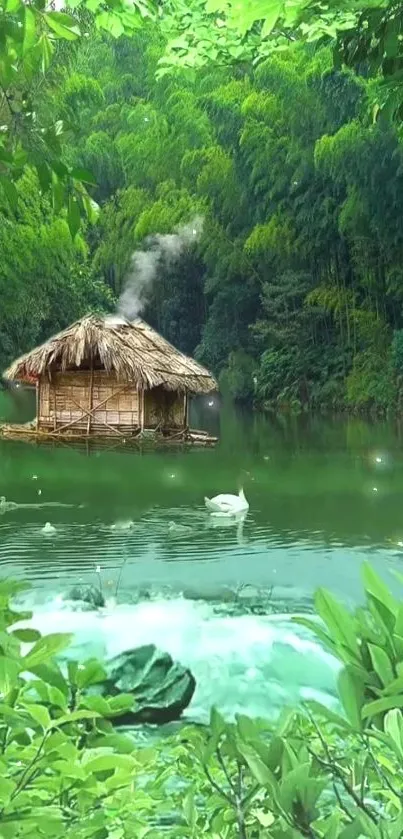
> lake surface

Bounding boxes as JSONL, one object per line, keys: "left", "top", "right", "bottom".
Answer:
{"left": 1, "top": 390, "right": 403, "bottom": 721}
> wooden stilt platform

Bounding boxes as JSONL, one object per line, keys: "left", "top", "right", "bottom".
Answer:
{"left": 0, "top": 421, "right": 218, "bottom": 450}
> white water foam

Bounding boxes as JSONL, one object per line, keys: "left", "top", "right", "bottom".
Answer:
{"left": 19, "top": 597, "right": 340, "bottom": 722}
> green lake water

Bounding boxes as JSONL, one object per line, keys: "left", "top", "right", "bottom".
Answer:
{"left": 1, "top": 389, "right": 403, "bottom": 722}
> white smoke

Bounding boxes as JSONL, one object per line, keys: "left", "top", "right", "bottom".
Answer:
{"left": 117, "top": 215, "right": 204, "bottom": 321}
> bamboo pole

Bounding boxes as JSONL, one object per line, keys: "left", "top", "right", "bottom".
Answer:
{"left": 35, "top": 382, "right": 39, "bottom": 431}
{"left": 183, "top": 391, "right": 188, "bottom": 430}
{"left": 140, "top": 388, "right": 145, "bottom": 431}
{"left": 52, "top": 378, "right": 56, "bottom": 431}
{"left": 87, "top": 361, "right": 94, "bottom": 436}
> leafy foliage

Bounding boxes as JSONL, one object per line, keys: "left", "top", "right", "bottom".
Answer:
{"left": 5, "top": 566, "right": 403, "bottom": 838}
{"left": 4, "top": 12, "right": 403, "bottom": 409}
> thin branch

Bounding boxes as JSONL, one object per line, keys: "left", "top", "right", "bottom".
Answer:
{"left": 307, "top": 712, "right": 378, "bottom": 825}
{"left": 307, "top": 747, "right": 354, "bottom": 822}
{"left": 216, "top": 744, "right": 236, "bottom": 792}
{"left": 203, "top": 764, "right": 234, "bottom": 805}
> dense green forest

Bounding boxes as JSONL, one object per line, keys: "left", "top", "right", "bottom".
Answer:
{"left": 2, "top": 17, "right": 403, "bottom": 412}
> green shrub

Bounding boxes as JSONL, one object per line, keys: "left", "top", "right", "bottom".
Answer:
{"left": 3, "top": 565, "right": 403, "bottom": 838}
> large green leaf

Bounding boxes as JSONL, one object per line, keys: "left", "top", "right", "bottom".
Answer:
{"left": 384, "top": 708, "right": 403, "bottom": 757}
{"left": 71, "top": 167, "right": 97, "bottom": 186}
{"left": 228, "top": 0, "right": 284, "bottom": 36}
{"left": 292, "top": 616, "right": 337, "bottom": 655}
{"left": 261, "top": 0, "right": 284, "bottom": 37}
{"left": 314, "top": 589, "right": 359, "bottom": 659}
{"left": 305, "top": 700, "right": 353, "bottom": 732}
{"left": 237, "top": 740, "right": 280, "bottom": 798}
{"left": 96, "top": 10, "right": 125, "bottom": 37}
{"left": 83, "top": 753, "right": 136, "bottom": 773}
{"left": 24, "top": 633, "right": 73, "bottom": 669}
{"left": 76, "top": 658, "right": 106, "bottom": 689}
{"left": 362, "top": 695, "right": 403, "bottom": 719}
{"left": 337, "top": 667, "right": 365, "bottom": 729}
{"left": 23, "top": 5, "right": 37, "bottom": 54}
{"left": 24, "top": 703, "right": 51, "bottom": 730}
{"left": 0, "top": 658, "right": 21, "bottom": 693}
{"left": 67, "top": 194, "right": 81, "bottom": 239}
{"left": 0, "top": 176, "right": 18, "bottom": 211}
{"left": 368, "top": 643, "right": 395, "bottom": 687}
{"left": 49, "top": 709, "right": 100, "bottom": 729}
{"left": 12, "top": 629, "right": 41, "bottom": 643}
{"left": 361, "top": 563, "right": 397, "bottom": 617}
{"left": 45, "top": 11, "right": 80, "bottom": 40}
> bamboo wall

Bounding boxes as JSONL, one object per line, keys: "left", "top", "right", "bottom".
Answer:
{"left": 144, "top": 387, "right": 185, "bottom": 429}
{"left": 37, "top": 372, "right": 185, "bottom": 435}
{"left": 38, "top": 371, "right": 139, "bottom": 434}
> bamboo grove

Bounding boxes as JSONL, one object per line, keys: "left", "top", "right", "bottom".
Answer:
{"left": 2, "top": 20, "right": 403, "bottom": 411}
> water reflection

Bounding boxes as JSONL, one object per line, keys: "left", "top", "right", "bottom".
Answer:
{"left": 1, "top": 397, "right": 403, "bottom": 609}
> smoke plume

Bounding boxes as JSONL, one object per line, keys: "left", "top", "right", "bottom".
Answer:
{"left": 116, "top": 215, "right": 204, "bottom": 321}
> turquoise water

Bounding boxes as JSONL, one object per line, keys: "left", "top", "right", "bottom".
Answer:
{"left": 1, "top": 390, "right": 403, "bottom": 720}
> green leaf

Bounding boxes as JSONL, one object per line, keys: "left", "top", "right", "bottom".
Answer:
{"left": 23, "top": 5, "right": 37, "bottom": 54}
{"left": 0, "top": 658, "right": 21, "bottom": 693}
{"left": 362, "top": 695, "right": 403, "bottom": 719}
{"left": 12, "top": 628, "right": 41, "bottom": 643}
{"left": 81, "top": 695, "right": 111, "bottom": 715}
{"left": 205, "top": 0, "right": 226, "bottom": 11}
{"left": 24, "top": 633, "right": 72, "bottom": 668}
{"left": 394, "top": 604, "right": 403, "bottom": 637}
{"left": 83, "top": 753, "right": 136, "bottom": 773}
{"left": 237, "top": 741, "right": 280, "bottom": 796}
{"left": 338, "top": 667, "right": 365, "bottom": 729}
{"left": 76, "top": 658, "right": 106, "bottom": 689}
{"left": 0, "top": 176, "right": 18, "bottom": 211}
{"left": 45, "top": 11, "right": 80, "bottom": 40}
{"left": 96, "top": 11, "right": 124, "bottom": 37}
{"left": 52, "top": 177, "right": 65, "bottom": 214}
{"left": 305, "top": 700, "right": 353, "bottom": 732}
{"left": 90, "top": 732, "right": 135, "bottom": 753}
{"left": 368, "top": 643, "right": 395, "bottom": 687}
{"left": 314, "top": 589, "right": 359, "bottom": 659}
{"left": 49, "top": 709, "right": 100, "bottom": 728}
{"left": 35, "top": 162, "right": 52, "bottom": 193}
{"left": 292, "top": 616, "right": 337, "bottom": 655}
{"left": 30, "top": 662, "right": 69, "bottom": 696}
{"left": 183, "top": 789, "right": 196, "bottom": 828}
{"left": 384, "top": 708, "right": 403, "bottom": 757}
{"left": 25, "top": 703, "right": 51, "bottom": 729}
{"left": 210, "top": 705, "right": 226, "bottom": 737}
{"left": 362, "top": 563, "right": 397, "bottom": 617}
{"left": 85, "top": 0, "right": 102, "bottom": 11}
{"left": 67, "top": 194, "right": 81, "bottom": 239}
{"left": 71, "top": 167, "right": 97, "bottom": 186}
{"left": 82, "top": 192, "right": 99, "bottom": 224}
{"left": 37, "top": 33, "right": 54, "bottom": 71}
{"left": 261, "top": 0, "right": 284, "bottom": 37}
{"left": 106, "top": 694, "right": 135, "bottom": 715}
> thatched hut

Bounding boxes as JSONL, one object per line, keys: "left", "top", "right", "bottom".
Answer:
{"left": 3, "top": 315, "right": 217, "bottom": 442}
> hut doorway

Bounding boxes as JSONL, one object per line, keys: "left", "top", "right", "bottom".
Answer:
{"left": 144, "top": 387, "right": 185, "bottom": 431}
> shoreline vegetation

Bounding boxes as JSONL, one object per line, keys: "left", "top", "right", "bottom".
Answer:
{"left": 3, "top": 565, "right": 403, "bottom": 838}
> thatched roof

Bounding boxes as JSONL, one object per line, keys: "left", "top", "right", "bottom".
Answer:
{"left": 3, "top": 315, "right": 217, "bottom": 394}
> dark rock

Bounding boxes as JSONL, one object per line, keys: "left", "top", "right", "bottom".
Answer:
{"left": 100, "top": 644, "right": 196, "bottom": 725}
{"left": 68, "top": 585, "right": 105, "bottom": 609}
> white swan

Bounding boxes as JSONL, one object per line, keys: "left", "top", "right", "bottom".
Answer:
{"left": 204, "top": 488, "right": 249, "bottom": 515}
{"left": 41, "top": 522, "right": 56, "bottom": 535}
{"left": 111, "top": 520, "right": 134, "bottom": 532}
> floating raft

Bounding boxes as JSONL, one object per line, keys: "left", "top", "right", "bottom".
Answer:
{"left": 0, "top": 421, "right": 218, "bottom": 449}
